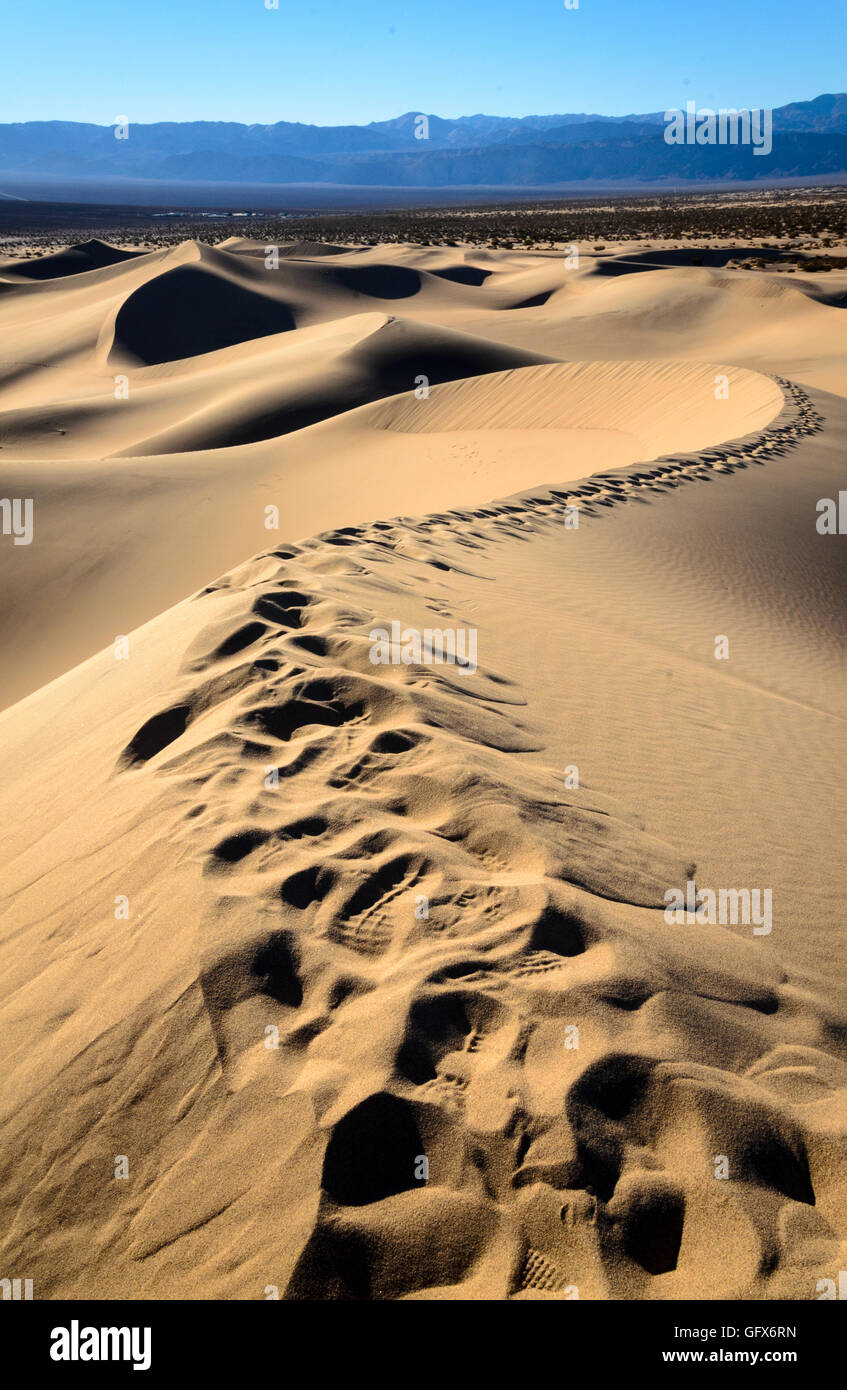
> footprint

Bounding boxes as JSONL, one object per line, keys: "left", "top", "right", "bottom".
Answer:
{"left": 118, "top": 703, "right": 191, "bottom": 768}
{"left": 320, "top": 1092, "right": 424, "bottom": 1206}
{"left": 252, "top": 591, "right": 309, "bottom": 629}
{"left": 245, "top": 684, "right": 364, "bottom": 743}
{"left": 518, "top": 1247, "right": 570, "bottom": 1295}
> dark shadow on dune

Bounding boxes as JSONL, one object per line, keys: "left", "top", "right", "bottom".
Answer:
{"left": 226, "top": 241, "right": 352, "bottom": 261}
{"left": 332, "top": 263, "right": 422, "bottom": 299}
{"left": 431, "top": 265, "right": 491, "bottom": 286}
{"left": 397, "top": 992, "right": 475, "bottom": 1085}
{"left": 10, "top": 238, "right": 143, "bottom": 281}
{"left": 595, "top": 246, "right": 785, "bottom": 276}
{"left": 285, "top": 1214, "right": 374, "bottom": 1298}
{"left": 127, "top": 319, "right": 556, "bottom": 454}
{"left": 321, "top": 1092, "right": 423, "bottom": 1206}
{"left": 509, "top": 289, "right": 553, "bottom": 308}
{"left": 792, "top": 281, "right": 847, "bottom": 308}
{"left": 111, "top": 264, "right": 297, "bottom": 364}
{"left": 251, "top": 929, "right": 303, "bottom": 1008}
{"left": 622, "top": 1185, "right": 685, "bottom": 1275}
{"left": 565, "top": 1053, "right": 655, "bottom": 1201}
{"left": 277, "top": 241, "right": 350, "bottom": 258}
{"left": 118, "top": 703, "right": 191, "bottom": 767}
{"left": 349, "top": 318, "right": 556, "bottom": 398}
{"left": 590, "top": 247, "right": 847, "bottom": 305}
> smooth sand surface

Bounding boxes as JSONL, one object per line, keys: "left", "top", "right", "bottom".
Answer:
{"left": 0, "top": 238, "right": 845, "bottom": 1299}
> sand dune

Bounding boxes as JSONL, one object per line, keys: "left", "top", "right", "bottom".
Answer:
{"left": 0, "top": 237, "right": 145, "bottom": 281}
{"left": 0, "top": 236, "right": 845, "bottom": 1300}
{"left": 456, "top": 248, "right": 847, "bottom": 397}
{"left": 0, "top": 240, "right": 796, "bottom": 707}
{"left": 369, "top": 359, "right": 782, "bottom": 443}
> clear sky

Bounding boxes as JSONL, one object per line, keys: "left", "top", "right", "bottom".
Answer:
{"left": 1, "top": 0, "right": 843, "bottom": 126}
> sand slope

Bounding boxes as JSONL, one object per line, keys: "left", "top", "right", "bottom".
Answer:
{"left": 0, "top": 238, "right": 798, "bottom": 709}
{"left": 0, "top": 238, "right": 845, "bottom": 1300}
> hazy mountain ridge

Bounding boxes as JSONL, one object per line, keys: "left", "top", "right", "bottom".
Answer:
{"left": 1, "top": 95, "right": 845, "bottom": 186}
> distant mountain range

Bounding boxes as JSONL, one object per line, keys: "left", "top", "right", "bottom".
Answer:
{"left": 2, "top": 94, "right": 846, "bottom": 188}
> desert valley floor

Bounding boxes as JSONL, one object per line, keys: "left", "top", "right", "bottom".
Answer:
{"left": 0, "top": 233, "right": 846, "bottom": 1299}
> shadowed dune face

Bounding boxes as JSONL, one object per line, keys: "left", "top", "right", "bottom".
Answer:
{"left": 0, "top": 311, "right": 557, "bottom": 461}
{"left": 591, "top": 247, "right": 847, "bottom": 307}
{"left": 591, "top": 247, "right": 787, "bottom": 274}
{"left": 430, "top": 264, "right": 493, "bottom": 286}
{"left": 0, "top": 233, "right": 846, "bottom": 1301}
{"left": 1, "top": 237, "right": 144, "bottom": 281}
{"left": 110, "top": 263, "right": 299, "bottom": 364}
{"left": 330, "top": 262, "right": 423, "bottom": 299}
{"left": 217, "top": 239, "right": 352, "bottom": 259}
{"left": 121, "top": 319, "right": 554, "bottom": 453}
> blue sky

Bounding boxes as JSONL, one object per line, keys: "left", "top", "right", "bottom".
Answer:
{"left": 1, "top": 0, "right": 843, "bottom": 125}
